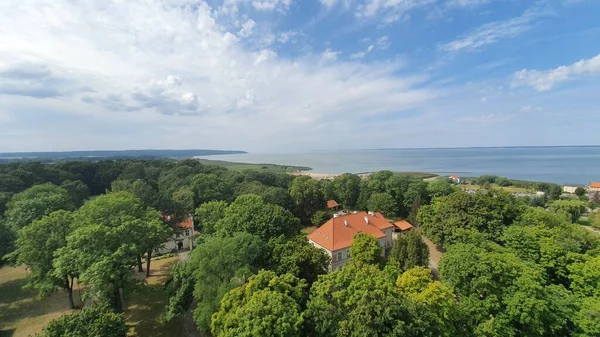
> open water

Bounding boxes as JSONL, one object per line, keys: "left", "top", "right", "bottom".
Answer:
{"left": 198, "top": 146, "right": 600, "bottom": 185}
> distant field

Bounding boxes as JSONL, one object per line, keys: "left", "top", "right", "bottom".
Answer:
{"left": 0, "top": 256, "right": 182, "bottom": 337}
{"left": 196, "top": 158, "right": 311, "bottom": 173}
{"left": 462, "top": 184, "right": 532, "bottom": 193}
{"left": 393, "top": 172, "right": 438, "bottom": 179}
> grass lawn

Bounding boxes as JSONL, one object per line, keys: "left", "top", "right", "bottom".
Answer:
{"left": 196, "top": 158, "right": 311, "bottom": 173}
{"left": 0, "top": 255, "right": 182, "bottom": 337}
{"left": 302, "top": 226, "right": 318, "bottom": 235}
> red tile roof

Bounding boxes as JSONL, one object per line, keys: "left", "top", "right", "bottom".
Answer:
{"left": 327, "top": 199, "right": 340, "bottom": 208}
{"left": 178, "top": 216, "right": 193, "bottom": 229}
{"left": 307, "top": 211, "right": 393, "bottom": 251}
{"left": 394, "top": 220, "right": 413, "bottom": 231}
{"left": 590, "top": 182, "right": 600, "bottom": 189}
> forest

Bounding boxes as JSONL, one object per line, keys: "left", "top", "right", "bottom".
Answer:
{"left": 0, "top": 159, "right": 598, "bottom": 337}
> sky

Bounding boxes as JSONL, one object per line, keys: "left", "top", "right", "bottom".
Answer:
{"left": 0, "top": 0, "right": 599, "bottom": 152}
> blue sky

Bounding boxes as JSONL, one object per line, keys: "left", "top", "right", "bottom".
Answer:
{"left": 0, "top": 0, "right": 599, "bottom": 152}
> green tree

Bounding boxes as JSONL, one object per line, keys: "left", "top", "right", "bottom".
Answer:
{"left": 195, "top": 200, "right": 228, "bottom": 234}
{"left": 589, "top": 211, "right": 600, "bottom": 229}
{"left": 306, "top": 262, "right": 418, "bottom": 337}
{"left": 172, "top": 187, "right": 196, "bottom": 216}
{"left": 60, "top": 180, "right": 90, "bottom": 207}
{"left": 568, "top": 256, "right": 600, "bottom": 298}
{"left": 403, "top": 181, "right": 429, "bottom": 211}
{"left": 162, "top": 233, "right": 266, "bottom": 333}
{"left": 7, "top": 211, "right": 78, "bottom": 308}
{"left": 0, "top": 217, "right": 14, "bottom": 266}
{"left": 211, "top": 270, "right": 307, "bottom": 337}
{"left": 396, "top": 267, "right": 463, "bottom": 336}
{"left": 389, "top": 230, "right": 430, "bottom": 272}
{"left": 548, "top": 199, "right": 588, "bottom": 223}
{"left": 349, "top": 233, "right": 383, "bottom": 266}
{"left": 216, "top": 194, "right": 301, "bottom": 241}
{"left": 190, "top": 173, "right": 232, "bottom": 205}
{"left": 332, "top": 173, "right": 361, "bottom": 209}
{"left": 111, "top": 179, "right": 158, "bottom": 209}
{"left": 268, "top": 236, "right": 329, "bottom": 284}
{"left": 55, "top": 192, "right": 167, "bottom": 311}
{"left": 5, "top": 183, "right": 75, "bottom": 229}
{"left": 289, "top": 176, "right": 325, "bottom": 222}
{"left": 418, "top": 190, "right": 524, "bottom": 247}
{"left": 574, "top": 296, "right": 600, "bottom": 337}
{"left": 0, "top": 173, "right": 25, "bottom": 193}
{"left": 426, "top": 179, "right": 457, "bottom": 199}
{"left": 575, "top": 187, "right": 586, "bottom": 197}
{"left": 440, "top": 242, "right": 575, "bottom": 337}
{"left": 367, "top": 192, "right": 397, "bottom": 218}
{"left": 310, "top": 209, "right": 330, "bottom": 226}
{"left": 40, "top": 306, "right": 128, "bottom": 337}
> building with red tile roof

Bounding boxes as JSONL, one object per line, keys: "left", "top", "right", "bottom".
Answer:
{"left": 394, "top": 220, "right": 413, "bottom": 231}
{"left": 307, "top": 211, "right": 394, "bottom": 271}
{"left": 156, "top": 215, "right": 195, "bottom": 254}
{"left": 327, "top": 199, "right": 340, "bottom": 210}
{"left": 590, "top": 182, "right": 600, "bottom": 191}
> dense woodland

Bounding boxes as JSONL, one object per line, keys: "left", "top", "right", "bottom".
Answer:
{"left": 0, "top": 159, "right": 599, "bottom": 337}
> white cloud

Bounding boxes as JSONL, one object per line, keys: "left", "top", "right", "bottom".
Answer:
{"left": 440, "top": 3, "right": 552, "bottom": 52}
{"left": 349, "top": 36, "right": 389, "bottom": 60}
{"left": 512, "top": 54, "right": 600, "bottom": 91}
{"left": 446, "top": 0, "right": 491, "bottom": 8}
{"left": 357, "top": 0, "right": 435, "bottom": 24}
{"left": 0, "top": 0, "right": 437, "bottom": 151}
{"left": 350, "top": 51, "right": 367, "bottom": 59}
{"left": 252, "top": 0, "right": 293, "bottom": 12}
{"left": 321, "top": 48, "right": 341, "bottom": 61}
{"left": 238, "top": 19, "right": 256, "bottom": 38}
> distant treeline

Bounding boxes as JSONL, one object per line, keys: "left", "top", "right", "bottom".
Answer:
{"left": 0, "top": 149, "right": 246, "bottom": 164}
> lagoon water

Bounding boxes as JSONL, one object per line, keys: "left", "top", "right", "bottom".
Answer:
{"left": 199, "top": 146, "right": 600, "bottom": 185}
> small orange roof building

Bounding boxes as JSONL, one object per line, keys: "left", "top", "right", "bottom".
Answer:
{"left": 393, "top": 220, "right": 413, "bottom": 231}
{"left": 327, "top": 199, "right": 340, "bottom": 209}
{"left": 590, "top": 182, "right": 600, "bottom": 190}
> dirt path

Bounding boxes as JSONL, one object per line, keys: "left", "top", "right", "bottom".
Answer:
{"left": 581, "top": 225, "right": 600, "bottom": 235}
{"left": 421, "top": 235, "right": 443, "bottom": 279}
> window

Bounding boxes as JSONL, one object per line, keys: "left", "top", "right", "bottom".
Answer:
{"left": 185, "top": 230, "right": 190, "bottom": 236}
{"left": 175, "top": 233, "right": 180, "bottom": 239}
{"left": 337, "top": 252, "right": 342, "bottom": 261}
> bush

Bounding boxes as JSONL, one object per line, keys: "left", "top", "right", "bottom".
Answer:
{"left": 311, "top": 210, "right": 331, "bottom": 226}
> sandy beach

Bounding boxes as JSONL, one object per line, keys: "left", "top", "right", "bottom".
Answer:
{"left": 291, "top": 172, "right": 371, "bottom": 180}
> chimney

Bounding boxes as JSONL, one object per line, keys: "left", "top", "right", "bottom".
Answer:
{"left": 333, "top": 214, "right": 340, "bottom": 218}
{"left": 364, "top": 216, "right": 369, "bottom": 224}
{"left": 344, "top": 220, "right": 348, "bottom": 227}
{"left": 368, "top": 211, "right": 375, "bottom": 216}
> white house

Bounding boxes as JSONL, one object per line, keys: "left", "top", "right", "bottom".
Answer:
{"left": 307, "top": 211, "right": 394, "bottom": 271}
{"left": 155, "top": 216, "right": 195, "bottom": 255}
{"left": 590, "top": 182, "right": 600, "bottom": 192}
{"left": 563, "top": 186, "right": 579, "bottom": 194}
{"left": 449, "top": 175, "right": 461, "bottom": 183}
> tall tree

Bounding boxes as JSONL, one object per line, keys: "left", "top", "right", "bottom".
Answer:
{"left": 7, "top": 211, "right": 78, "bottom": 308}
{"left": 195, "top": 200, "right": 228, "bottom": 234}
{"left": 268, "top": 235, "right": 329, "bottom": 284}
{"left": 5, "top": 183, "right": 75, "bottom": 230}
{"left": 216, "top": 194, "right": 301, "bottom": 241}
{"left": 548, "top": 199, "right": 588, "bottom": 223}
{"left": 0, "top": 217, "right": 14, "bottom": 266}
{"left": 389, "top": 230, "right": 430, "bottom": 272}
{"left": 60, "top": 180, "right": 90, "bottom": 207}
{"left": 426, "top": 179, "right": 457, "bottom": 199}
{"left": 162, "top": 233, "right": 266, "bottom": 334}
{"left": 367, "top": 192, "right": 398, "bottom": 218}
{"left": 211, "top": 271, "right": 307, "bottom": 337}
{"left": 396, "top": 267, "right": 465, "bottom": 337}
{"left": 306, "top": 262, "right": 419, "bottom": 337}
{"left": 349, "top": 233, "right": 384, "bottom": 267}
{"left": 332, "top": 173, "right": 361, "bottom": 209}
{"left": 289, "top": 176, "right": 325, "bottom": 223}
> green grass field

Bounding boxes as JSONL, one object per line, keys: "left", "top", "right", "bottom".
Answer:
{"left": 393, "top": 172, "right": 439, "bottom": 179}
{"left": 196, "top": 158, "right": 311, "bottom": 173}
{"left": 0, "top": 256, "right": 182, "bottom": 337}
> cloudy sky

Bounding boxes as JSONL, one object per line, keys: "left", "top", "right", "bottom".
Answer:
{"left": 1, "top": 0, "right": 599, "bottom": 152}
